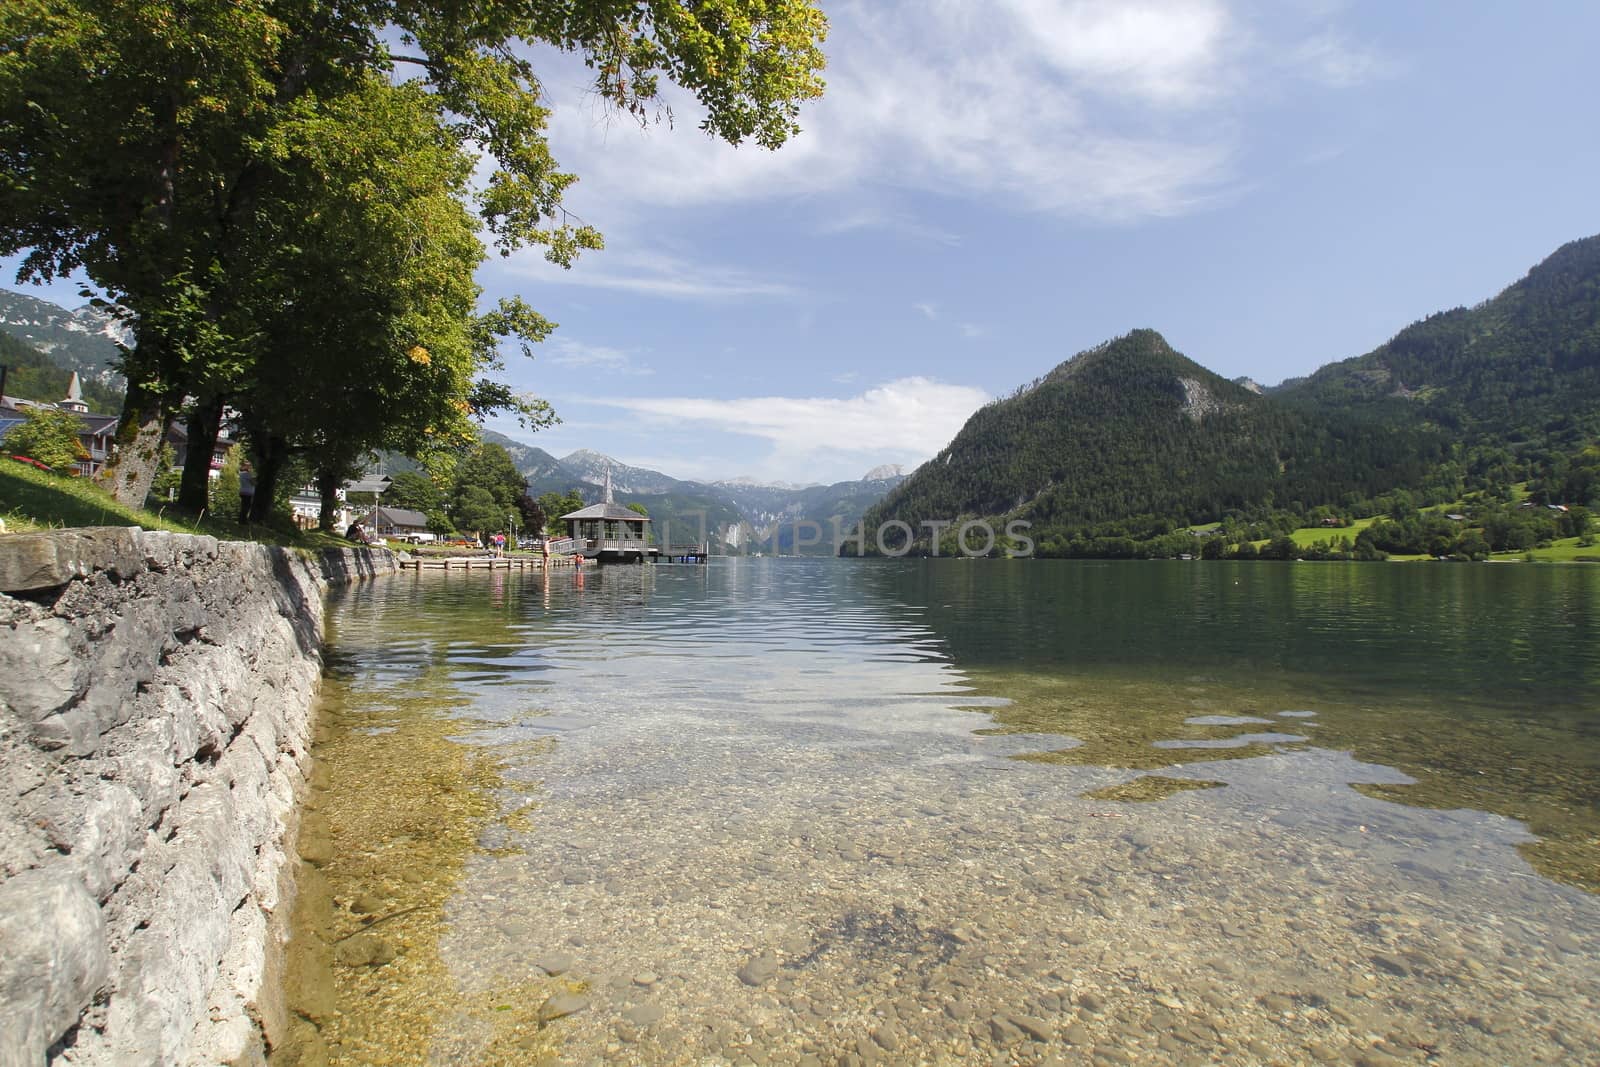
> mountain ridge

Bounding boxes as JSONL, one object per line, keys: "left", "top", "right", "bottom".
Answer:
{"left": 861, "top": 234, "right": 1600, "bottom": 555}
{"left": 0, "top": 289, "right": 130, "bottom": 394}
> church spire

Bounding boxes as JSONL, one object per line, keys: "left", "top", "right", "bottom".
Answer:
{"left": 603, "top": 462, "right": 614, "bottom": 504}
{"left": 59, "top": 371, "right": 89, "bottom": 414}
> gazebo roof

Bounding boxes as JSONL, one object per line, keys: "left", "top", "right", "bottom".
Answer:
{"left": 562, "top": 502, "right": 649, "bottom": 522}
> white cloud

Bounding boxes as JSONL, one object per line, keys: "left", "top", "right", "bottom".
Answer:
{"left": 819, "top": 207, "right": 963, "bottom": 246}
{"left": 542, "top": 337, "right": 652, "bottom": 376}
{"left": 582, "top": 377, "right": 989, "bottom": 481}
{"left": 996, "top": 0, "right": 1234, "bottom": 106}
{"left": 530, "top": 1, "right": 1388, "bottom": 228}
{"left": 913, "top": 300, "right": 939, "bottom": 320}
{"left": 959, "top": 323, "right": 986, "bottom": 339}
{"left": 509, "top": 246, "right": 798, "bottom": 301}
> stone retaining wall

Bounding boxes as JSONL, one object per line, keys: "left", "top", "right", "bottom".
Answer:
{"left": 0, "top": 530, "right": 396, "bottom": 1066}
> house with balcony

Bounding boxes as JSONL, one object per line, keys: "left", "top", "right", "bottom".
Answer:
{"left": 0, "top": 372, "right": 118, "bottom": 477}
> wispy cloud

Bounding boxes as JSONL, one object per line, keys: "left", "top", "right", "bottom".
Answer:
{"left": 534, "top": 1, "right": 1390, "bottom": 228}
{"left": 819, "top": 206, "right": 963, "bottom": 246}
{"left": 542, "top": 337, "right": 653, "bottom": 376}
{"left": 913, "top": 300, "right": 939, "bottom": 320}
{"left": 997, "top": 0, "right": 1234, "bottom": 107}
{"left": 512, "top": 247, "right": 799, "bottom": 301}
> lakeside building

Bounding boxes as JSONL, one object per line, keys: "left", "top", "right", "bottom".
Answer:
{"left": 561, "top": 467, "right": 657, "bottom": 563}
{"left": 1, "top": 373, "right": 120, "bottom": 477}
{"left": 288, "top": 474, "right": 392, "bottom": 531}
{"left": 359, "top": 506, "right": 432, "bottom": 542}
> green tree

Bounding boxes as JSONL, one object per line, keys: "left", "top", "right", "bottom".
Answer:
{"left": 385, "top": 471, "right": 446, "bottom": 515}
{"left": 451, "top": 486, "right": 502, "bottom": 542}
{"left": 1560, "top": 505, "right": 1591, "bottom": 540}
{"left": 2, "top": 406, "right": 87, "bottom": 471}
{"left": 1457, "top": 529, "right": 1490, "bottom": 561}
{"left": 453, "top": 444, "right": 525, "bottom": 510}
{"left": 626, "top": 502, "right": 650, "bottom": 517}
{"left": 209, "top": 445, "right": 243, "bottom": 522}
{"left": 0, "top": 0, "right": 828, "bottom": 507}
{"left": 515, "top": 491, "right": 545, "bottom": 535}
{"left": 148, "top": 443, "right": 182, "bottom": 505}
{"left": 219, "top": 77, "right": 555, "bottom": 522}
{"left": 451, "top": 443, "right": 526, "bottom": 541}
{"left": 537, "top": 490, "right": 585, "bottom": 536}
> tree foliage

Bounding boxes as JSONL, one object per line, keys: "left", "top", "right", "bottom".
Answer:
{"left": 449, "top": 442, "right": 525, "bottom": 539}
{"left": 384, "top": 471, "right": 446, "bottom": 514}
{"left": 2, "top": 405, "right": 88, "bottom": 471}
{"left": 537, "top": 489, "right": 585, "bottom": 536}
{"left": 0, "top": 0, "right": 827, "bottom": 510}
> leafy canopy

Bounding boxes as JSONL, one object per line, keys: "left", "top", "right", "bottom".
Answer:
{"left": 2, "top": 406, "right": 89, "bottom": 471}
{"left": 0, "top": 0, "right": 827, "bottom": 508}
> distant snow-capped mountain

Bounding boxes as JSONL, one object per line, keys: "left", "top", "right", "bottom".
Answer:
{"left": 713, "top": 475, "right": 820, "bottom": 491}
{"left": 558, "top": 448, "right": 686, "bottom": 496}
{"left": 0, "top": 288, "right": 130, "bottom": 392}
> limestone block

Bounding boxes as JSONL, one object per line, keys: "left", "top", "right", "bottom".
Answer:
{"left": 0, "top": 614, "right": 85, "bottom": 723}
{"left": 31, "top": 707, "right": 99, "bottom": 756}
{"left": 0, "top": 532, "right": 90, "bottom": 593}
{"left": 0, "top": 866, "right": 109, "bottom": 1065}
{"left": 40, "top": 782, "right": 144, "bottom": 903}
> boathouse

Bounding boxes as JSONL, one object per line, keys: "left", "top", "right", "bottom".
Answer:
{"left": 561, "top": 468, "right": 657, "bottom": 563}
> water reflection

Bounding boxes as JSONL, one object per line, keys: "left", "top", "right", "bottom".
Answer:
{"left": 279, "top": 559, "right": 1600, "bottom": 1066}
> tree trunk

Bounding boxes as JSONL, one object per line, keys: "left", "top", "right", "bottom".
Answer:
{"left": 245, "top": 435, "right": 289, "bottom": 523}
{"left": 317, "top": 467, "right": 342, "bottom": 532}
{"left": 177, "top": 393, "right": 225, "bottom": 512}
{"left": 98, "top": 372, "right": 170, "bottom": 509}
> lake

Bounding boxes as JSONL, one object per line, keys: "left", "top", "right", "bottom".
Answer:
{"left": 277, "top": 559, "right": 1600, "bottom": 1065}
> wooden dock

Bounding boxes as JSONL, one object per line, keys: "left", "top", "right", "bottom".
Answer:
{"left": 398, "top": 555, "right": 578, "bottom": 571}
{"left": 398, "top": 544, "right": 709, "bottom": 569}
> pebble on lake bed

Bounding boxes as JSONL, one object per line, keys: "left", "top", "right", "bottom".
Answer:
{"left": 537, "top": 992, "right": 590, "bottom": 1023}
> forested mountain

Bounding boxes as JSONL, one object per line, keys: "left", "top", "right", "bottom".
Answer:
{"left": 860, "top": 235, "right": 1600, "bottom": 557}
{"left": 0, "top": 330, "right": 123, "bottom": 412}
{"left": 862, "top": 330, "right": 1442, "bottom": 553}
{"left": 1277, "top": 234, "right": 1600, "bottom": 458}
{"left": 480, "top": 431, "right": 563, "bottom": 483}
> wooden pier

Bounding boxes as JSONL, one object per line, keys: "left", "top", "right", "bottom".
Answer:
{"left": 397, "top": 543, "right": 709, "bottom": 570}
{"left": 660, "top": 542, "right": 711, "bottom": 564}
{"left": 398, "top": 555, "right": 578, "bottom": 571}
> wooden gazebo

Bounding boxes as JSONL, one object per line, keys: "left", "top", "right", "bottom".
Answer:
{"left": 561, "top": 500, "right": 656, "bottom": 563}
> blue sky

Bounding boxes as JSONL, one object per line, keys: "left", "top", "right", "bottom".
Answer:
{"left": 8, "top": 2, "right": 1600, "bottom": 485}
